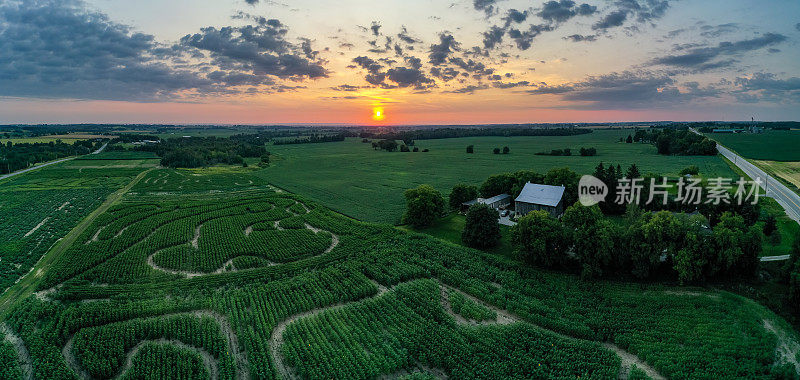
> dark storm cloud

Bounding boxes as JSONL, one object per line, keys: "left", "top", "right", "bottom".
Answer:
{"left": 537, "top": 0, "right": 597, "bottom": 23}
{"left": 429, "top": 33, "right": 460, "bottom": 65}
{"left": 473, "top": 0, "right": 499, "bottom": 17}
{"left": 650, "top": 33, "right": 788, "bottom": 71}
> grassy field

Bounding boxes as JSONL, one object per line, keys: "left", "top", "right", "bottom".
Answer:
{"left": 706, "top": 130, "right": 800, "bottom": 161}
{"left": 0, "top": 134, "right": 113, "bottom": 145}
{"left": 0, "top": 167, "right": 794, "bottom": 379}
{"left": 261, "top": 130, "right": 736, "bottom": 224}
{"left": 755, "top": 160, "right": 800, "bottom": 191}
{"left": 0, "top": 157, "right": 155, "bottom": 296}
{"left": 398, "top": 213, "right": 515, "bottom": 258}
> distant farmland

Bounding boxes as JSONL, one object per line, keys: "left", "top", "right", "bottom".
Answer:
{"left": 262, "top": 129, "right": 736, "bottom": 224}
{"left": 707, "top": 130, "right": 800, "bottom": 161}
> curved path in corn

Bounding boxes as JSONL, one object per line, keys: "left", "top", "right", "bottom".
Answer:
{"left": 62, "top": 310, "right": 249, "bottom": 380}
{"left": 269, "top": 278, "right": 664, "bottom": 380}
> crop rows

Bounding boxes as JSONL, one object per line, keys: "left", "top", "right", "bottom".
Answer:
{"left": 0, "top": 168, "right": 793, "bottom": 379}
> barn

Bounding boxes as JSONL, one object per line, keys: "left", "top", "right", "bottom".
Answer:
{"left": 514, "top": 183, "right": 565, "bottom": 217}
{"left": 461, "top": 193, "right": 511, "bottom": 212}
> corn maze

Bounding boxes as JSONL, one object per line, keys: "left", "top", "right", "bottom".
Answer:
{"left": 0, "top": 168, "right": 798, "bottom": 379}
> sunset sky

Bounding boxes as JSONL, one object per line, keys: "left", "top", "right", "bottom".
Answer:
{"left": 1, "top": 0, "right": 799, "bottom": 124}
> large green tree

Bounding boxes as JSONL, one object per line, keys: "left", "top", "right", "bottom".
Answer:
{"left": 511, "top": 210, "right": 571, "bottom": 267}
{"left": 449, "top": 184, "right": 479, "bottom": 210}
{"left": 402, "top": 185, "right": 445, "bottom": 228}
{"left": 562, "top": 203, "right": 618, "bottom": 279}
{"left": 462, "top": 204, "right": 501, "bottom": 249}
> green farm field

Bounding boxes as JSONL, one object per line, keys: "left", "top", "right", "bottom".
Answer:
{"left": 262, "top": 130, "right": 736, "bottom": 223}
{"left": 0, "top": 166, "right": 796, "bottom": 379}
{"left": 706, "top": 130, "right": 800, "bottom": 161}
{"left": 0, "top": 156, "right": 156, "bottom": 295}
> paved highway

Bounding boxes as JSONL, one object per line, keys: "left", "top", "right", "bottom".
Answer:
{"left": 715, "top": 144, "right": 800, "bottom": 223}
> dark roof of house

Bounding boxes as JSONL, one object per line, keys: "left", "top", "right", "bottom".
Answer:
{"left": 515, "top": 183, "right": 565, "bottom": 207}
{"left": 462, "top": 193, "right": 511, "bottom": 206}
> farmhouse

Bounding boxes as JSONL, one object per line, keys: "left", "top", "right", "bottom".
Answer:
{"left": 515, "top": 183, "right": 565, "bottom": 217}
{"left": 461, "top": 193, "right": 511, "bottom": 212}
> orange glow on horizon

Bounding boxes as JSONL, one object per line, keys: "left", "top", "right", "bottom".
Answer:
{"left": 372, "top": 107, "right": 385, "bottom": 122}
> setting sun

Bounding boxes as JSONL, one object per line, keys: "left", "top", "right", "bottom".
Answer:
{"left": 372, "top": 107, "right": 385, "bottom": 122}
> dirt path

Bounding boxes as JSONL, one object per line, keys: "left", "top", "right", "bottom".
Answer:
{"left": 113, "top": 339, "right": 218, "bottom": 380}
{"left": 85, "top": 226, "right": 105, "bottom": 244}
{"left": 191, "top": 223, "right": 204, "bottom": 249}
{"left": 62, "top": 310, "right": 249, "bottom": 380}
{"left": 0, "top": 168, "right": 155, "bottom": 320}
{"left": 23, "top": 217, "right": 49, "bottom": 237}
{"left": 763, "top": 319, "right": 800, "bottom": 374}
{"left": 146, "top": 219, "right": 337, "bottom": 278}
{"left": 269, "top": 279, "right": 392, "bottom": 380}
{"left": 269, "top": 279, "right": 665, "bottom": 380}
{"left": 1, "top": 323, "right": 33, "bottom": 380}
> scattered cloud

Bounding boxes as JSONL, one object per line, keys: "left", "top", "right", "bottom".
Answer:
{"left": 528, "top": 71, "right": 724, "bottom": 109}
{"left": 649, "top": 33, "right": 788, "bottom": 71}
{"left": 473, "top": 0, "right": 499, "bottom": 17}
{"left": 429, "top": 33, "right": 460, "bottom": 65}
{"left": 564, "top": 34, "right": 597, "bottom": 42}
{"left": 508, "top": 24, "right": 553, "bottom": 50}
{"left": 734, "top": 72, "right": 800, "bottom": 103}
{"left": 699, "top": 23, "right": 739, "bottom": 38}
{"left": 370, "top": 21, "right": 381, "bottom": 36}
{"left": 537, "top": 0, "right": 596, "bottom": 23}
{"left": 593, "top": 10, "right": 628, "bottom": 31}
{"left": 397, "top": 26, "right": 421, "bottom": 44}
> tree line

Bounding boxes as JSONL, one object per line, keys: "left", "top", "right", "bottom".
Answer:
{"left": 272, "top": 133, "right": 347, "bottom": 145}
{"left": 0, "top": 139, "right": 101, "bottom": 174}
{"left": 512, "top": 203, "right": 762, "bottom": 283}
{"left": 629, "top": 128, "right": 717, "bottom": 155}
{"left": 135, "top": 136, "right": 267, "bottom": 168}
{"left": 361, "top": 127, "right": 592, "bottom": 141}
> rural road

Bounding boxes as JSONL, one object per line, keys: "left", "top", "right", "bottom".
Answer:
{"left": 0, "top": 157, "right": 74, "bottom": 181}
{"left": 692, "top": 128, "right": 800, "bottom": 262}
{"left": 714, "top": 144, "right": 800, "bottom": 223}
{"left": 92, "top": 142, "right": 108, "bottom": 154}
{"left": 0, "top": 141, "right": 108, "bottom": 182}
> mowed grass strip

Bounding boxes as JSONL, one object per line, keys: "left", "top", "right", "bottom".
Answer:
{"left": 261, "top": 130, "right": 736, "bottom": 223}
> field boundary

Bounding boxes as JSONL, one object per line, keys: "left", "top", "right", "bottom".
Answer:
{"left": 0, "top": 167, "right": 155, "bottom": 321}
